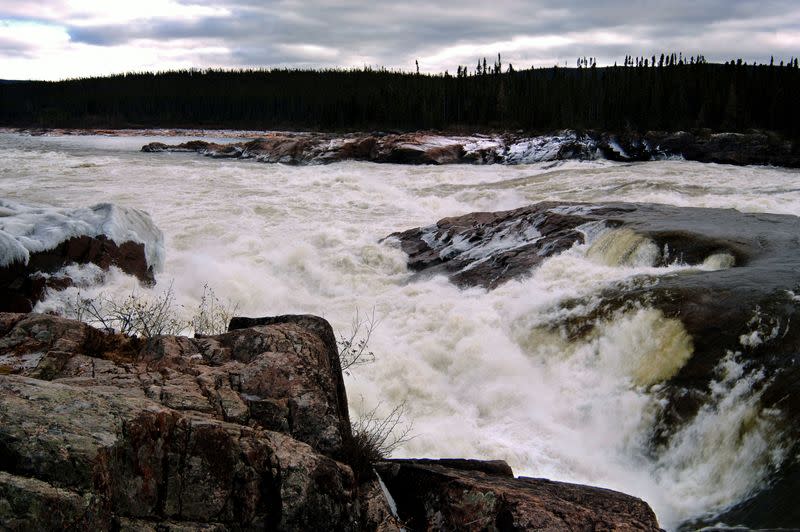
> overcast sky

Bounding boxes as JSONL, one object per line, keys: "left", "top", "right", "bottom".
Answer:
{"left": 1, "top": 0, "right": 798, "bottom": 80}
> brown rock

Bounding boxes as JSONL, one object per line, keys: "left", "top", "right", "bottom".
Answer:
{"left": 0, "top": 312, "right": 361, "bottom": 530}
{"left": 375, "top": 459, "right": 662, "bottom": 531}
{"left": 0, "top": 234, "right": 153, "bottom": 313}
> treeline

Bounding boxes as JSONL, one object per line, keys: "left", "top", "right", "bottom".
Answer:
{"left": 1, "top": 56, "right": 799, "bottom": 136}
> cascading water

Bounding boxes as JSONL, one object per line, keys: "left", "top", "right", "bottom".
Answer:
{"left": 2, "top": 131, "right": 799, "bottom": 529}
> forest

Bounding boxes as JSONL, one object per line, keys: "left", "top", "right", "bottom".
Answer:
{"left": 1, "top": 54, "right": 799, "bottom": 137}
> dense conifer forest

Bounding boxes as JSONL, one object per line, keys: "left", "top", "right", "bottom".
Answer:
{"left": 1, "top": 54, "right": 799, "bottom": 136}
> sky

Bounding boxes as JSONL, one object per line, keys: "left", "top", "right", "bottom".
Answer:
{"left": 1, "top": 0, "right": 799, "bottom": 80}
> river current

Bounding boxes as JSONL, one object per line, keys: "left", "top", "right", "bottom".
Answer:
{"left": 2, "top": 132, "right": 799, "bottom": 529}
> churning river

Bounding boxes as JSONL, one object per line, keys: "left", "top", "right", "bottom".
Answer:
{"left": 2, "top": 132, "right": 799, "bottom": 529}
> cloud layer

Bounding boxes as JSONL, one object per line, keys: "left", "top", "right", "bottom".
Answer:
{"left": 1, "top": 0, "right": 799, "bottom": 80}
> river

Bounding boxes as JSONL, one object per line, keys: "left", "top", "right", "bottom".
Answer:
{"left": 2, "top": 131, "right": 798, "bottom": 529}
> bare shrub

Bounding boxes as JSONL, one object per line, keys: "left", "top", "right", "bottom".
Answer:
{"left": 63, "top": 281, "right": 240, "bottom": 339}
{"left": 345, "top": 399, "right": 414, "bottom": 480}
{"left": 65, "top": 282, "right": 183, "bottom": 337}
{"left": 190, "top": 283, "right": 239, "bottom": 336}
{"left": 338, "top": 307, "right": 379, "bottom": 374}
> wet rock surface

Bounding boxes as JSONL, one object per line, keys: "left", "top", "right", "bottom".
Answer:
{"left": 0, "top": 313, "right": 360, "bottom": 530}
{"left": 390, "top": 201, "right": 800, "bottom": 528}
{"left": 387, "top": 201, "right": 591, "bottom": 289}
{"left": 375, "top": 459, "right": 662, "bottom": 531}
{"left": 0, "top": 234, "right": 153, "bottom": 313}
{"left": 0, "top": 311, "right": 662, "bottom": 530}
{"left": 643, "top": 130, "right": 800, "bottom": 167}
{"left": 141, "top": 129, "right": 800, "bottom": 167}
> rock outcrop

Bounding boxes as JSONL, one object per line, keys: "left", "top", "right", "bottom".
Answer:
{"left": 141, "top": 129, "right": 800, "bottom": 167}
{"left": 388, "top": 201, "right": 800, "bottom": 528}
{"left": 0, "top": 313, "right": 368, "bottom": 530}
{"left": 0, "top": 234, "right": 153, "bottom": 313}
{"left": 0, "top": 311, "right": 663, "bottom": 530}
{"left": 0, "top": 200, "right": 164, "bottom": 313}
{"left": 375, "top": 459, "right": 661, "bottom": 531}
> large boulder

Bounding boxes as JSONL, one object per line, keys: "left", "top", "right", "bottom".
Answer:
{"left": 0, "top": 312, "right": 360, "bottom": 530}
{"left": 375, "top": 459, "right": 662, "bottom": 531}
{"left": 0, "top": 201, "right": 164, "bottom": 313}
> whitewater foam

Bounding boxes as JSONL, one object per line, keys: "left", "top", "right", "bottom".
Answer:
{"left": 2, "top": 132, "right": 799, "bottom": 530}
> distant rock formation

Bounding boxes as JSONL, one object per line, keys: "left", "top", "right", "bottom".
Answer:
{"left": 0, "top": 201, "right": 164, "bottom": 313}
{"left": 0, "top": 312, "right": 663, "bottom": 530}
{"left": 142, "top": 129, "right": 800, "bottom": 167}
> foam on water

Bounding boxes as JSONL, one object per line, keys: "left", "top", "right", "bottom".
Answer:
{"left": 586, "top": 227, "right": 662, "bottom": 267}
{"left": 2, "top": 132, "right": 799, "bottom": 529}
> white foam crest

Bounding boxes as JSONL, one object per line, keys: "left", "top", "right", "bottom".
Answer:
{"left": 0, "top": 198, "right": 164, "bottom": 269}
{"left": 650, "top": 353, "right": 786, "bottom": 525}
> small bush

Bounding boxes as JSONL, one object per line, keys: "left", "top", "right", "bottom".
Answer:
{"left": 63, "top": 281, "right": 237, "bottom": 338}
{"left": 66, "top": 282, "right": 183, "bottom": 337}
{"left": 190, "top": 283, "right": 239, "bottom": 336}
{"left": 345, "top": 400, "right": 414, "bottom": 481}
{"left": 338, "top": 307, "right": 379, "bottom": 375}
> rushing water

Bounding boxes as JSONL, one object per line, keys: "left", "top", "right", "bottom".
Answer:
{"left": 2, "top": 132, "right": 799, "bottom": 529}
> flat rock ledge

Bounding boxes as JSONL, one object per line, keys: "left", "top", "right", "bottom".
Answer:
{"left": 376, "top": 459, "right": 661, "bottom": 531}
{"left": 0, "top": 312, "right": 661, "bottom": 531}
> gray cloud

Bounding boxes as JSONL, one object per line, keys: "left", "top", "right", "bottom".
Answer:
{"left": 3, "top": 0, "right": 800, "bottom": 78}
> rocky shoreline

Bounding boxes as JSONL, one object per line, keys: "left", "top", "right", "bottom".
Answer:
{"left": 139, "top": 129, "right": 800, "bottom": 167}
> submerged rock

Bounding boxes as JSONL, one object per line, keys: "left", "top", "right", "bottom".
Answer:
{"left": 0, "top": 312, "right": 661, "bottom": 530}
{"left": 141, "top": 129, "right": 800, "bottom": 167}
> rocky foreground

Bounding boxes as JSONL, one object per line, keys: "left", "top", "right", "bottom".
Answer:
{"left": 0, "top": 312, "right": 662, "bottom": 530}
{"left": 388, "top": 201, "right": 800, "bottom": 529}
{"left": 141, "top": 129, "right": 800, "bottom": 167}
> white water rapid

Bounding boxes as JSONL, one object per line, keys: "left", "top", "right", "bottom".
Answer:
{"left": 2, "top": 132, "right": 798, "bottom": 529}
